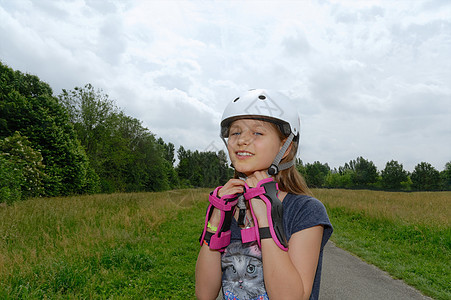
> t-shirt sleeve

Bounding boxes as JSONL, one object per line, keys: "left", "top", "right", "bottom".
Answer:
{"left": 284, "top": 195, "right": 333, "bottom": 248}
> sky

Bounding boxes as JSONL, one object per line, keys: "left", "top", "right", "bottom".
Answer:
{"left": 1, "top": 0, "right": 450, "bottom": 172}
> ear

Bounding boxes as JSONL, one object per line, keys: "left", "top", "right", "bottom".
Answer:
{"left": 279, "top": 139, "right": 293, "bottom": 159}
{"left": 283, "top": 143, "right": 292, "bottom": 159}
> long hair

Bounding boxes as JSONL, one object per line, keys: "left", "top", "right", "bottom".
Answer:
{"left": 233, "top": 122, "right": 312, "bottom": 196}
{"left": 273, "top": 142, "right": 312, "bottom": 196}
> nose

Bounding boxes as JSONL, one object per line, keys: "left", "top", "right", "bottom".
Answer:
{"left": 237, "top": 130, "right": 252, "bottom": 145}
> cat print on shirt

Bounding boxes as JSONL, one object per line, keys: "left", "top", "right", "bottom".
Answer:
{"left": 221, "top": 241, "right": 268, "bottom": 300}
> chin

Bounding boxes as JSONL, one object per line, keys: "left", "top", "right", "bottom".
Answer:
{"left": 234, "top": 166, "right": 267, "bottom": 177}
{"left": 233, "top": 165, "right": 252, "bottom": 176}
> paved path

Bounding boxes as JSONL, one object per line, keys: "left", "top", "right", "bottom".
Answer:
{"left": 216, "top": 242, "right": 432, "bottom": 299}
{"left": 320, "top": 242, "right": 432, "bottom": 300}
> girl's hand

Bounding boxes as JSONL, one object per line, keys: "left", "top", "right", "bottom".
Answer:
{"left": 246, "top": 171, "right": 270, "bottom": 227}
{"left": 245, "top": 170, "right": 269, "bottom": 187}
{"left": 210, "top": 179, "right": 246, "bottom": 228}
{"left": 217, "top": 178, "right": 246, "bottom": 198}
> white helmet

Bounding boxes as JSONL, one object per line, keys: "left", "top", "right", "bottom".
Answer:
{"left": 220, "top": 89, "right": 301, "bottom": 175}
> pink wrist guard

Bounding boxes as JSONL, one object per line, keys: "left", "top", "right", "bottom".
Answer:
{"left": 199, "top": 186, "right": 238, "bottom": 251}
{"left": 245, "top": 178, "right": 288, "bottom": 251}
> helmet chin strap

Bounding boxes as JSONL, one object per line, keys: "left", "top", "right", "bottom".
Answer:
{"left": 267, "top": 133, "right": 295, "bottom": 176}
{"left": 221, "top": 133, "right": 295, "bottom": 176}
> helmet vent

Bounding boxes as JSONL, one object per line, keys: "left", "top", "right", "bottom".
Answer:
{"left": 233, "top": 97, "right": 240, "bottom": 102}
{"left": 258, "top": 95, "right": 266, "bottom": 100}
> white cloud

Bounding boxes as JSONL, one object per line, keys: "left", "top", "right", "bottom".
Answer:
{"left": 0, "top": 0, "right": 450, "bottom": 172}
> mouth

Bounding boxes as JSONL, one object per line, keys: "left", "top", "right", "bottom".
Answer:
{"left": 235, "top": 151, "right": 254, "bottom": 159}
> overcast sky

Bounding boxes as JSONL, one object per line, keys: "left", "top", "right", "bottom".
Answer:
{"left": 1, "top": 0, "right": 450, "bottom": 172}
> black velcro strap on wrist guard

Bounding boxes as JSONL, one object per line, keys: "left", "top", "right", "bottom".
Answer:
{"left": 259, "top": 227, "right": 271, "bottom": 239}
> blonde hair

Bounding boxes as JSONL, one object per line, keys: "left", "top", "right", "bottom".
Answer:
{"left": 233, "top": 122, "right": 312, "bottom": 196}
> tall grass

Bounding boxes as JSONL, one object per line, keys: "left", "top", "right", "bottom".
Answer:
{"left": 0, "top": 189, "right": 209, "bottom": 299}
{"left": 0, "top": 189, "right": 449, "bottom": 299}
{"left": 315, "top": 189, "right": 450, "bottom": 300}
{"left": 315, "top": 189, "right": 449, "bottom": 227}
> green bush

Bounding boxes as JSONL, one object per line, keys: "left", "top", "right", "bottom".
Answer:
{"left": 325, "top": 171, "right": 353, "bottom": 189}
{"left": 0, "top": 132, "right": 46, "bottom": 201}
{"left": 0, "top": 155, "right": 22, "bottom": 204}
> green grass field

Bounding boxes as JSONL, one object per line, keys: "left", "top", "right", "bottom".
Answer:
{"left": 0, "top": 189, "right": 449, "bottom": 299}
{"left": 315, "top": 189, "right": 450, "bottom": 300}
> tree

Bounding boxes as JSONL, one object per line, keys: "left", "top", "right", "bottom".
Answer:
{"left": 305, "top": 161, "right": 330, "bottom": 188}
{"left": 218, "top": 150, "right": 233, "bottom": 185}
{"left": 341, "top": 157, "right": 378, "bottom": 187}
{"left": 440, "top": 161, "right": 451, "bottom": 191}
{"left": 176, "top": 147, "right": 232, "bottom": 188}
{"left": 411, "top": 162, "right": 441, "bottom": 191}
{"left": 59, "top": 84, "right": 176, "bottom": 193}
{"left": 176, "top": 146, "right": 193, "bottom": 187}
{"left": 381, "top": 160, "right": 408, "bottom": 190}
{"left": 59, "top": 84, "right": 118, "bottom": 176}
{"left": 295, "top": 159, "right": 307, "bottom": 178}
{"left": 0, "top": 62, "right": 98, "bottom": 197}
{"left": 156, "top": 138, "right": 180, "bottom": 188}
{"left": 157, "top": 137, "right": 176, "bottom": 165}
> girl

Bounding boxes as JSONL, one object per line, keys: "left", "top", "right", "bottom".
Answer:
{"left": 196, "top": 89, "right": 333, "bottom": 300}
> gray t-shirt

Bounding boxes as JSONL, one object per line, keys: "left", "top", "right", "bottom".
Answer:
{"left": 221, "top": 193, "right": 333, "bottom": 300}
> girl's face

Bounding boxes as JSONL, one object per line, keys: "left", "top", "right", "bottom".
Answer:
{"left": 227, "top": 119, "right": 283, "bottom": 177}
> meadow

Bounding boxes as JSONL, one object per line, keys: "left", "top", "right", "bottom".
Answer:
{"left": 316, "top": 189, "right": 450, "bottom": 300}
{"left": 0, "top": 189, "right": 449, "bottom": 299}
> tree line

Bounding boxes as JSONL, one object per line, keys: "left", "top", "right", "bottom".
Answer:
{"left": 0, "top": 62, "right": 231, "bottom": 204}
{"left": 297, "top": 158, "right": 450, "bottom": 192}
{"left": 0, "top": 62, "right": 449, "bottom": 204}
